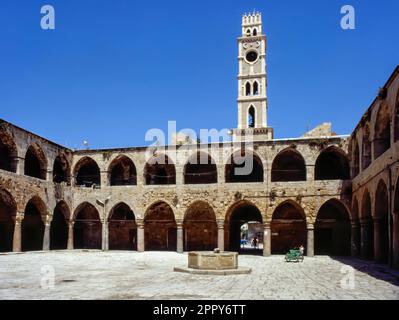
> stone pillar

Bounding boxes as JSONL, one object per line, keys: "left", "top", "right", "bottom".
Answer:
{"left": 102, "top": 221, "right": 109, "bottom": 251}
{"left": 176, "top": 167, "right": 184, "bottom": 185}
{"left": 263, "top": 222, "right": 271, "bottom": 256}
{"left": 217, "top": 220, "right": 225, "bottom": 252}
{"left": 217, "top": 165, "right": 224, "bottom": 184}
{"left": 16, "top": 157, "right": 25, "bottom": 175}
{"left": 67, "top": 221, "right": 74, "bottom": 250}
{"left": 42, "top": 216, "right": 52, "bottom": 251}
{"left": 393, "top": 214, "right": 399, "bottom": 269}
{"left": 307, "top": 223, "right": 314, "bottom": 257}
{"left": 373, "top": 218, "right": 382, "bottom": 263}
{"left": 176, "top": 221, "right": 184, "bottom": 253}
{"left": 351, "top": 220, "right": 360, "bottom": 257}
{"left": 137, "top": 221, "right": 145, "bottom": 252}
{"left": 12, "top": 212, "right": 24, "bottom": 252}
{"left": 100, "top": 171, "right": 108, "bottom": 188}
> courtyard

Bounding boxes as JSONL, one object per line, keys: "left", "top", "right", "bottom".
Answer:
{"left": 0, "top": 251, "right": 398, "bottom": 300}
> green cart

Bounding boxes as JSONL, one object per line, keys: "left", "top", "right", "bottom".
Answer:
{"left": 285, "top": 249, "right": 304, "bottom": 263}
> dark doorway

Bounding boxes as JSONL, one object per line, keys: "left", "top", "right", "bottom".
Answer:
{"left": 144, "top": 202, "right": 176, "bottom": 250}
{"left": 75, "top": 157, "right": 101, "bottom": 187}
{"left": 184, "top": 152, "right": 217, "bottom": 185}
{"left": 271, "top": 148, "right": 306, "bottom": 182}
{"left": 50, "top": 202, "right": 69, "bottom": 250}
{"left": 109, "top": 156, "right": 137, "bottom": 186}
{"left": 145, "top": 155, "right": 176, "bottom": 185}
{"left": 361, "top": 192, "right": 374, "bottom": 260}
{"left": 24, "top": 145, "right": 47, "bottom": 180}
{"left": 73, "top": 203, "right": 102, "bottom": 249}
{"left": 0, "top": 189, "right": 16, "bottom": 252}
{"left": 374, "top": 181, "right": 389, "bottom": 264}
{"left": 109, "top": 203, "right": 136, "bottom": 250}
{"left": 315, "top": 199, "right": 351, "bottom": 256}
{"left": 225, "top": 150, "right": 263, "bottom": 183}
{"left": 0, "top": 133, "right": 17, "bottom": 173}
{"left": 53, "top": 154, "right": 70, "bottom": 184}
{"left": 315, "top": 147, "right": 350, "bottom": 180}
{"left": 22, "top": 198, "right": 45, "bottom": 251}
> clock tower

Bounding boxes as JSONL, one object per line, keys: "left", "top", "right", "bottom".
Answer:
{"left": 232, "top": 12, "right": 273, "bottom": 141}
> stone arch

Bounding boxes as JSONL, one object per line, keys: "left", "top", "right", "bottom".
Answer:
{"left": 0, "top": 188, "right": 17, "bottom": 252}
{"left": 374, "top": 180, "right": 389, "bottom": 263}
{"left": 245, "top": 82, "right": 251, "bottom": 96}
{"left": 271, "top": 148, "right": 306, "bottom": 182}
{"left": 24, "top": 143, "right": 47, "bottom": 180}
{"left": 144, "top": 201, "right": 176, "bottom": 250}
{"left": 53, "top": 153, "right": 71, "bottom": 184}
{"left": 108, "top": 155, "right": 137, "bottom": 186}
{"left": 225, "top": 200, "right": 263, "bottom": 254}
{"left": 50, "top": 201, "right": 69, "bottom": 250}
{"left": 0, "top": 130, "right": 18, "bottom": 173}
{"left": 248, "top": 106, "right": 255, "bottom": 128}
{"left": 360, "top": 190, "right": 374, "bottom": 260}
{"left": 108, "top": 202, "right": 136, "bottom": 250}
{"left": 315, "top": 199, "right": 351, "bottom": 256}
{"left": 271, "top": 200, "right": 307, "bottom": 254}
{"left": 74, "top": 157, "right": 101, "bottom": 187}
{"left": 362, "top": 124, "right": 372, "bottom": 170}
{"left": 73, "top": 202, "right": 102, "bottom": 249}
{"left": 144, "top": 154, "right": 176, "bottom": 185}
{"left": 22, "top": 196, "right": 46, "bottom": 252}
{"left": 374, "top": 103, "right": 391, "bottom": 159}
{"left": 315, "top": 146, "right": 350, "bottom": 180}
{"left": 183, "top": 201, "right": 217, "bottom": 251}
{"left": 351, "top": 138, "right": 360, "bottom": 177}
{"left": 184, "top": 152, "right": 217, "bottom": 184}
{"left": 225, "top": 149, "right": 264, "bottom": 183}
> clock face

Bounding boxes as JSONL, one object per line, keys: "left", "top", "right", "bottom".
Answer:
{"left": 246, "top": 51, "right": 258, "bottom": 63}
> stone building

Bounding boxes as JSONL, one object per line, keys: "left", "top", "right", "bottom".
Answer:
{"left": 0, "top": 13, "right": 398, "bottom": 269}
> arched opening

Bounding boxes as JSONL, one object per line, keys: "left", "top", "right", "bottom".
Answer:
{"left": 24, "top": 144, "right": 47, "bottom": 180}
{"left": 395, "top": 92, "right": 399, "bottom": 142}
{"left": 108, "top": 203, "right": 136, "bottom": 250}
{"left": 315, "top": 199, "right": 351, "bottom": 256}
{"left": 361, "top": 191, "right": 374, "bottom": 260}
{"left": 253, "top": 82, "right": 259, "bottom": 95}
{"left": 246, "top": 29, "right": 251, "bottom": 37}
{"left": 315, "top": 147, "right": 350, "bottom": 180}
{"left": 225, "top": 150, "right": 264, "bottom": 183}
{"left": 245, "top": 82, "right": 251, "bottom": 96}
{"left": 374, "top": 103, "right": 391, "bottom": 159}
{"left": 74, "top": 157, "right": 101, "bottom": 187}
{"left": 73, "top": 203, "right": 101, "bottom": 249}
{"left": 50, "top": 201, "right": 69, "bottom": 250}
{"left": 184, "top": 152, "right": 217, "bottom": 184}
{"left": 271, "top": 201, "right": 307, "bottom": 254}
{"left": 53, "top": 154, "right": 70, "bottom": 184}
{"left": 352, "top": 139, "right": 360, "bottom": 177}
{"left": 109, "top": 156, "right": 137, "bottom": 186}
{"left": 226, "top": 201, "right": 263, "bottom": 254}
{"left": 144, "top": 154, "right": 176, "bottom": 185}
{"left": 248, "top": 106, "right": 255, "bottom": 128}
{"left": 374, "top": 181, "right": 389, "bottom": 264}
{"left": 253, "top": 28, "right": 258, "bottom": 36}
{"left": 22, "top": 197, "right": 46, "bottom": 252}
{"left": 0, "top": 189, "right": 16, "bottom": 252}
{"left": 144, "top": 202, "right": 176, "bottom": 251}
{"left": 352, "top": 198, "right": 360, "bottom": 256}
{"left": 271, "top": 148, "right": 306, "bottom": 182}
{"left": 362, "top": 124, "right": 372, "bottom": 170}
{"left": 394, "top": 178, "right": 399, "bottom": 268}
{"left": 0, "top": 131, "right": 17, "bottom": 173}
{"left": 183, "top": 201, "right": 217, "bottom": 251}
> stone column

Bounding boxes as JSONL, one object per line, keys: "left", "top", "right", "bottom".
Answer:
{"left": 176, "top": 167, "right": 184, "bottom": 186}
{"left": 16, "top": 158, "right": 25, "bottom": 175}
{"left": 67, "top": 220, "right": 74, "bottom": 250}
{"left": 100, "top": 171, "right": 108, "bottom": 188}
{"left": 393, "top": 214, "right": 399, "bottom": 269}
{"left": 373, "top": 217, "right": 382, "bottom": 263}
{"left": 351, "top": 220, "right": 360, "bottom": 257}
{"left": 12, "top": 212, "right": 24, "bottom": 252}
{"left": 176, "top": 221, "right": 184, "bottom": 253}
{"left": 42, "top": 216, "right": 52, "bottom": 251}
{"left": 137, "top": 220, "right": 145, "bottom": 252}
{"left": 102, "top": 220, "right": 109, "bottom": 251}
{"left": 217, "top": 220, "right": 225, "bottom": 252}
{"left": 217, "top": 165, "right": 224, "bottom": 184}
{"left": 263, "top": 222, "right": 271, "bottom": 256}
{"left": 307, "top": 223, "right": 314, "bottom": 257}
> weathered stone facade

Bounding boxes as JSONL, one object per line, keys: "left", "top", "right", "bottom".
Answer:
{"left": 0, "top": 13, "right": 398, "bottom": 269}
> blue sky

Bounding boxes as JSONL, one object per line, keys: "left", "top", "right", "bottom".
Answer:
{"left": 0, "top": 0, "right": 398, "bottom": 149}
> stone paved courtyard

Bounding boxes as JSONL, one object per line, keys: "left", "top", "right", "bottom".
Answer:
{"left": 0, "top": 251, "right": 398, "bottom": 300}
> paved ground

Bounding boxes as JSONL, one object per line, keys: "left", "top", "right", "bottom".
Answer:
{"left": 0, "top": 251, "right": 398, "bottom": 300}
